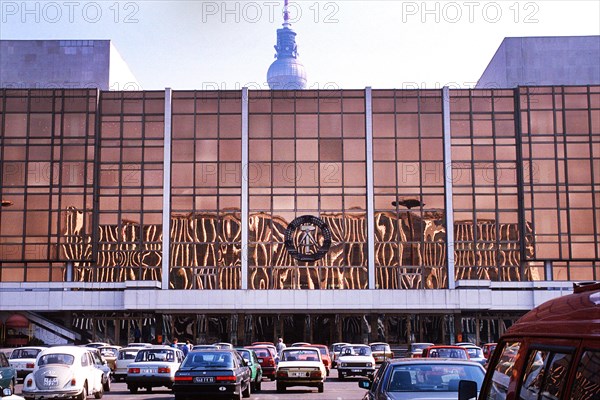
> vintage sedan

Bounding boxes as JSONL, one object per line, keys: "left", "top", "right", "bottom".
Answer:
{"left": 22, "top": 345, "right": 105, "bottom": 400}
{"left": 96, "top": 346, "right": 120, "bottom": 373}
{"left": 172, "top": 350, "right": 251, "bottom": 400}
{"left": 276, "top": 347, "right": 326, "bottom": 393}
{"left": 358, "top": 358, "right": 485, "bottom": 399}
{"left": 113, "top": 347, "right": 142, "bottom": 382}
{"left": 245, "top": 346, "right": 277, "bottom": 381}
{"left": 235, "top": 348, "right": 262, "bottom": 392}
{"left": 125, "top": 345, "right": 184, "bottom": 393}
{"left": 369, "top": 342, "right": 393, "bottom": 364}
{"left": 337, "top": 344, "right": 376, "bottom": 380}
{"left": 85, "top": 349, "right": 111, "bottom": 392}
{"left": 8, "top": 347, "right": 45, "bottom": 381}
{"left": 0, "top": 353, "right": 17, "bottom": 393}
{"left": 421, "top": 345, "right": 470, "bottom": 360}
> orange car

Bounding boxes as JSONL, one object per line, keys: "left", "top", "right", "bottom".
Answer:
{"left": 421, "top": 345, "right": 470, "bottom": 360}
{"left": 301, "top": 344, "right": 331, "bottom": 376}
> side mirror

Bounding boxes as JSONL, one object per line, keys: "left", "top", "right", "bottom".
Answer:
{"left": 358, "top": 378, "right": 372, "bottom": 390}
{"left": 458, "top": 380, "right": 478, "bottom": 400}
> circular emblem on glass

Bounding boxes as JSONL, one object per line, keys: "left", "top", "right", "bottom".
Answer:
{"left": 284, "top": 215, "right": 332, "bottom": 262}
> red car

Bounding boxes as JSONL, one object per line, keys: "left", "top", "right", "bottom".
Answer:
{"left": 421, "top": 345, "right": 470, "bottom": 360}
{"left": 301, "top": 344, "right": 332, "bottom": 376}
{"left": 246, "top": 346, "right": 277, "bottom": 380}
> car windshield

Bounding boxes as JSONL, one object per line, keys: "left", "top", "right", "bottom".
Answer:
{"left": 341, "top": 346, "right": 372, "bottom": 356}
{"left": 182, "top": 352, "right": 234, "bottom": 368}
{"left": 466, "top": 348, "right": 483, "bottom": 358}
{"left": 237, "top": 350, "right": 251, "bottom": 361}
{"left": 427, "top": 348, "right": 468, "bottom": 359}
{"left": 11, "top": 348, "right": 42, "bottom": 359}
{"left": 252, "top": 348, "right": 271, "bottom": 358}
{"left": 38, "top": 353, "right": 75, "bottom": 366}
{"left": 118, "top": 350, "right": 139, "bottom": 360}
{"left": 281, "top": 349, "right": 320, "bottom": 362}
{"left": 135, "top": 349, "right": 175, "bottom": 362}
{"left": 386, "top": 364, "right": 485, "bottom": 392}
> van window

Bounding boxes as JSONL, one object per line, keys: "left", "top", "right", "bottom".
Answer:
{"left": 483, "top": 341, "right": 521, "bottom": 400}
{"left": 570, "top": 350, "right": 600, "bottom": 400}
{"left": 519, "top": 349, "right": 573, "bottom": 400}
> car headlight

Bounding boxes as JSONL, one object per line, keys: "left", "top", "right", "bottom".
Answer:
{"left": 340, "top": 362, "right": 346, "bottom": 367}
{"left": 366, "top": 362, "right": 372, "bottom": 367}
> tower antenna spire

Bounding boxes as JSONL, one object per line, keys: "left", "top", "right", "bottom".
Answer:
{"left": 283, "top": 0, "right": 290, "bottom": 27}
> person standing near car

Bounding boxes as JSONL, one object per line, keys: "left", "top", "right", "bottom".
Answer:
{"left": 276, "top": 337, "right": 286, "bottom": 354}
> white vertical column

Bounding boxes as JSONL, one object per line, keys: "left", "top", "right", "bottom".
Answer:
{"left": 241, "top": 87, "right": 249, "bottom": 290}
{"left": 161, "top": 88, "right": 172, "bottom": 290}
{"left": 365, "top": 87, "right": 376, "bottom": 290}
{"left": 442, "top": 86, "right": 456, "bottom": 290}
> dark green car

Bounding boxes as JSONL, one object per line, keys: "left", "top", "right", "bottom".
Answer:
{"left": 0, "top": 352, "right": 17, "bottom": 393}
{"left": 236, "top": 348, "right": 263, "bottom": 392}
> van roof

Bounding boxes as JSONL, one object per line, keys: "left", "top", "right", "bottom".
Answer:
{"left": 505, "top": 282, "right": 600, "bottom": 338}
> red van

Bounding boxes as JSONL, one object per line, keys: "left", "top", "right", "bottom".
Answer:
{"left": 459, "top": 281, "right": 600, "bottom": 399}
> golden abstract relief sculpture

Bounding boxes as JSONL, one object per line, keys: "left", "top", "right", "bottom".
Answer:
{"left": 61, "top": 207, "right": 534, "bottom": 288}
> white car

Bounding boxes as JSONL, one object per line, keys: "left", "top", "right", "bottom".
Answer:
{"left": 336, "top": 344, "right": 376, "bottom": 380}
{"left": 125, "top": 345, "right": 184, "bottom": 393}
{"left": 22, "top": 346, "right": 104, "bottom": 400}
{"left": 8, "top": 347, "right": 46, "bottom": 381}
{"left": 113, "top": 347, "right": 143, "bottom": 382}
{"left": 275, "top": 347, "right": 326, "bottom": 393}
{"left": 460, "top": 345, "right": 487, "bottom": 365}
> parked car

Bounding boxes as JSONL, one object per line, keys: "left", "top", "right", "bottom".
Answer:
{"left": 421, "top": 345, "right": 470, "bottom": 360}
{"left": 85, "top": 348, "right": 111, "bottom": 392}
{"left": 290, "top": 342, "right": 311, "bottom": 347}
{"left": 276, "top": 347, "right": 326, "bottom": 393}
{"left": 481, "top": 343, "right": 497, "bottom": 360}
{"left": 330, "top": 342, "right": 350, "bottom": 368}
{"left": 336, "top": 344, "right": 376, "bottom": 380}
{"left": 358, "top": 358, "right": 486, "bottom": 399}
{"left": 245, "top": 346, "right": 277, "bottom": 381}
{"left": 407, "top": 343, "right": 434, "bottom": 358}
{"left": 250, "top": 343, "right": 279, "bottom": 363}
{"left": 113, "top": 347, "right": 143, "bottom": 382}
{"left": 192, "top": 345, "right": 219, "bottom": 351}
{"left": 235, "top": 348, "right": 263, "bottom": 392}
{"left": 1, "top": 387, "right": 26, "bottom": 400}
{"left": 460, "top": 281, "right": 600, "bottom": 400}
{"left": 172, "top": 349, "right": 251, "bottom": 399}
{"left": 369, "top": 342, "right": 393, "bottom": 364}
{"left": 8, "top": 347, "right": 45, "bottom": 382}
{"left": 97, "top": 346, "right": 120, "bottom": 372}
{"left": 212, "top": 343, "right": 234, "bottom": 350}
{"left": 22, "top": 345, "right": 105, "bottom": 400}
{"left": 82, "top": 343, "right": 110, "bottom": 349}
{"left": 125, "top": 345, "right": 184, "bottom": 393}
{"left": 0, "top": 353, "right": 17, "bottom": 394}
{"left": 301, "top": 344, "right": 332, "bottom": 376}
{"left": 460, "top": 345, "right": 486, "bottom": 365}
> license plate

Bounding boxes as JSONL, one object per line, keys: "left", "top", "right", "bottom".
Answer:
{"left": 289, "top": 371, "right": 307, "bottom": 377}
{"left": 194, "top": 377, "right": 215, "bottom": 383}
{"left": 141, "top": 368, "right": 155, "bottom": 374}
{"left": 258, "top": 358, "right": 263, "bottom": 362}
{"left": 44, "top": 377, "right": 58, "bottom": 386}
{"left": 351, "top": 369, "right": 362, "bottom": 372}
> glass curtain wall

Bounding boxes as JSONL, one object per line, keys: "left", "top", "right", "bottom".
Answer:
{"left": 247, "top": 90, "right": 368, "bottom": 289}
{"left": 0, "top": 89, "right": 96, "bottom": 282}
{"left": 372, "top": 90, "right": 447, "bottom": 289}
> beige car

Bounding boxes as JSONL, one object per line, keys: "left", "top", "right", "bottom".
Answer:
{"left": 369, "top": 342, "right": 393, "bottom": 364}
{"left": 276, "top": 347, "right": 326, "bottom": 393}
{"left": 113, "top": 347, "right": 143, "bottom": 382}
{"left": 98, "top": 345, "right": 121, "bottom": 372}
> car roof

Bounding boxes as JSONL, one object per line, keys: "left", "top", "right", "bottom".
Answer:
{"left": 505, "top": 281, "right": 600, "bottom": 338}
{"left": 384, "top": 358, "right": 484, "bottom": 366}
{"left": 40, "top": 346, "right": 89, "bottom": 355}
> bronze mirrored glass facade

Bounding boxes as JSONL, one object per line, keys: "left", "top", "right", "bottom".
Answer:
{"left": 1, "top": 87, "right": 599, "bottom": 286}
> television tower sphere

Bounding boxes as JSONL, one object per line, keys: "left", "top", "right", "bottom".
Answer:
{"left": 267, "top": 2, "right": 307, "bottom": 90}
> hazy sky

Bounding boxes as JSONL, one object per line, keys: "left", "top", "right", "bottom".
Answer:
{"left": 2, "top": 0, "right": 599, "bottom": 89}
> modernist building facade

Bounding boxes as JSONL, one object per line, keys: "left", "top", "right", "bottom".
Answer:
{"left": 0, "top": 86, "right": 598, "bottom": 346}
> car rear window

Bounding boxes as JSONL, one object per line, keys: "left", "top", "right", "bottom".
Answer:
{"left": 38, "top": 353, "right": 75, "bottom": 366}
{"left": 182, "top": 352, "right": 234, "bottom": 368}
{"left": 387, "top": 363, "right": 485, "bottom": 392}
{"left": 11, "top": 348, "right": 41, "bottom": 359}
